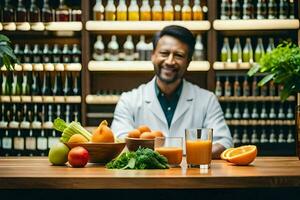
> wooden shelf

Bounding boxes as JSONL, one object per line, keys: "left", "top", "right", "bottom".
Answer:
{"left": 213, "top": 19, "right": 300, "bottom": 30}
{"left": 86, "top": 21, "right": 211, "bottom": 32}
{"left": 0, "top": 23, "right": 3, "bottom": 31}
{"left": 0, "top": 22, "right": 82, "bottom": 31}
{"left": 226, "top": 119, "right": 295, "bottom": 126}
{"left": 218, "top": 96, "right": 295, "bottom": 102}
{"left": 88, "top": 61, "right": 210, "bottom": 71}
{"left": 213, "top": 62, "right": 254, "bottom": 70}
{"left": 86, "top": 112, "right": 114, "bottom": 118}
{"left": 86, "top": 95, "right": 120, "bottom": 104}
{"left": 0, "top": 123, "right": 55, "bottom": 129}
{"left": 0, "top": 96, "right": 81, "bottom": 103}
{"left": 1, "top": 63, "right": 82, "bottom": 71}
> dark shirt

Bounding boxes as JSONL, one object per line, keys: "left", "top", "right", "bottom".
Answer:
{"left": 155, "top": 79, "right": 183, "bottom": 128}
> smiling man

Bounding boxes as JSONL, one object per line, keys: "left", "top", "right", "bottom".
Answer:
{"left": 111, "top": 25, "right": 233, "bottom": 158}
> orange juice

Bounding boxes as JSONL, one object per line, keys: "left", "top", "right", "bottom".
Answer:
{"left": 156, "top": 147, "right": 183, "bottom": 165}
{"left": 186, "top": 140, "right": 212, "bottom": 165}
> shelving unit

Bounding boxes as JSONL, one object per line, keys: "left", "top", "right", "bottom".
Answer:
{"left": 0, "top": 22, "right": 82, "bottom": 31}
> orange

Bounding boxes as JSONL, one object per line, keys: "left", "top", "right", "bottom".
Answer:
{"left": 127, "top": 129, "right": 142, "bottom": 138}
{"left": 151, "top": 130, "right": 164, "bottom": 138}
{"left": 68, "top": 134, "right": 89, "bottom": 143}
{"left": 227, "top": 145, "right": 257, "bottom": 166}
{"left": 91, "top": 120, "right": 115, "bottom": 143}
{"left": 220, "top": 148, "right": 234, "bottom": 161}
{"left": 140, "top": 131, "right": 156, "bottom": 139}
{"left": 138, "top": 125, "right": 151, "bottom": 133}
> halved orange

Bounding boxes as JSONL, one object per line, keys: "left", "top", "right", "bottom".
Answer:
{"left": 227, "top": 145, "right": 257, "bottom": 166}
{"left": 220, "top": 148, "right": 234, "bottom": 160}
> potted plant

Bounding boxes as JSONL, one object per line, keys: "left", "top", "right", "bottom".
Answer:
{"left": 247, "top": 42, "right": 300, "bottom": 159}
{"left": 0, "top": 34, "right": 19, "bottom": 70}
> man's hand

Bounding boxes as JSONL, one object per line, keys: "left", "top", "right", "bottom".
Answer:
{"left": 212, "top": 143, "right": 226, "bottom": 159}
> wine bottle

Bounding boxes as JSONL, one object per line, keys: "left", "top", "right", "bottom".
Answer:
{"left": 93, "top": 0, "right": 105, "bottom": 20}
{"left": 42, "top": 71, "right": 52, "bottom": 95}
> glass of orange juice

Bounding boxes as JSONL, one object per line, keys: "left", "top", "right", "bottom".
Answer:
{"left": 185, "top": 128, "right": 213, "bottom": 169}
{"left": 155, "top": 137, "right": 183, "bottom": 167}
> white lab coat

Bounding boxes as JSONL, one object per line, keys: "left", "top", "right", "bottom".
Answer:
{"left": 111, "top": 77, "right": 233, "bottom": 149}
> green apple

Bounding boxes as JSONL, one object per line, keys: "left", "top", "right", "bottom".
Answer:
{"left": 48, "top": 142, "right": 70, "bottom": 165}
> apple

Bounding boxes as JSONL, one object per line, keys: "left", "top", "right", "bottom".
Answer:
{"left": 48, "top": 142, "right": 70, "bottom": 165}
{"left": 68, "top": 146, "right": 89, "bottom": 168}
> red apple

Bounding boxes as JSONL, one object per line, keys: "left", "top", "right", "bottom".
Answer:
{"left": 68, "top": 146, "right": 89, "bottom": 168}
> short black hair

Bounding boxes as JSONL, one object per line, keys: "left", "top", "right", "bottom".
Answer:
{"left": 152, "top": 25, "right": 196, "bottom": 60}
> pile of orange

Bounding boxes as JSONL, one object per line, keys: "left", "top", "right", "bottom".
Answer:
{"left": 220, "top": 145, "right": 257, "bottom": 165}
{"left": 127, "top": 125, "right": 164, "bottom": 139}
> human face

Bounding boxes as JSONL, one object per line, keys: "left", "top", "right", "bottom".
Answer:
{"left": 151, "top": 35, "right": 190, "bottom": 84}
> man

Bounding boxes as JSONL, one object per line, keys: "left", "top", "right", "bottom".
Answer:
{"left": 111, "top": 25, "right": 233, "bottom": 158}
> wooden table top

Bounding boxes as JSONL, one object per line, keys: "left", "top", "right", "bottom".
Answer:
{"left": 1, "top": 157, "right": 300, "bottom": 189}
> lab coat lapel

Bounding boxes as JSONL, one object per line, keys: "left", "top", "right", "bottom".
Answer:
{"left": 144, "top": 77, "right": 168, "bottom": 124}
{"left": 171, "top": 80, "right": 194, "bottom": 126}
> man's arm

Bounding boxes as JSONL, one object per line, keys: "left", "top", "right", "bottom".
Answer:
{"left": 212, "top": 143, "right": 226, "bottom": 159}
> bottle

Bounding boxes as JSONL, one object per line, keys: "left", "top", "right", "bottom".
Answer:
{"left": 53, "top": 71, "right": 63, "bottom": 95}
{"left": 286, "top": 104, "right": 294, "bottom": 119}
{"left": 232, "top": 128, "right": 241, "bottom": 145}
{"left": 260, "top": 128, "right": 269, "bottom": 143}
{"left": 2, "top": 130, "right": 12, "bottom": 156}
{"left": 65, "top": 105, "right": 71, "bottom": 124}
{"left": 48, "top": 130, "right": 60, "bottom": 149}
{"left": 269, "top": 103, "right": 277, "bottom": 119}
{"left": 72, "top": 8, "right": 81, "bottom": 21}
{"left": 14, "top": 130, "right": 24, "bottom": 156}
{"left": 278, "top": 128, "right": 286, "bottom": 143}
{"left": 72, "top": 44, "right": 81, "bottom": 63}
{"left": 174, "top": 4, "right": 181, "bottom": 20}
{"left": 23, "top": 44, "right": 32, "bottom": 63}
{"left": 257, "top": 0, "right": 267, "bottom": 19}
{"left": 220, "top": 0, "right": 230, "bottom": 20}
{"left": 277, "top": 105, "right": 286, "bottom": 119}
{"left": 232, "top": 37, "right": 242, "bottom": 63}
{"left": 279, "top": 0, "right": 289, "bottom": 19}
{"left": 20, "top": 104, "right": 31, "bottom": 128}
{"left": 163, "top": 0, "right": 174, "bottom": 21}
{"left": 1, "top": 72, "right": 10, "bottom": 95}
{"left": 215, "top": 76, "right": 222, "bottom": 97}
{"left": 44, "top": 105, "right": 54, "bottom": 128}
{"left": 73, "top": 73, "right": 80, "bottom": 95}
{"left": 268, "top": 0, "right": 277, "bottom": 19}
{"left": 289, "top": 0, "right": 295, "bottom": 19}
{"left": 31, "top": 71, "right": 41, "bottom": 95}
{"left": 28, "top": 0, "right": 40, "bottom": 23}
{"left": 242, "top": 76, "right": 250, "bottom": 96}
{"left": 260, "top": 81, "right": 268, "bottom": 96}
{"left": 42, "top": 71, "right": 52, "bottom": 95}
{"left": 63, "top": 72, "right": 73, "bottom": 95}
{"left": 93, "top": 0, "right": 105, "bottom": 20}
{"left": 192, "top": 0, "right": 203, "bottom": 20}
{"left": 224, "top": 76, "right": 232, "bottom": 96}
{"left": 16, "top": 0, "right": 27, "bottom": 23}
{"left": 62, "top": 44, "right": 71, "bottom": 63}
{"left": 242, "top": 0, "right": 253, "bottom": 19}
{"left": 25, "top": 130, "right": 36, "bottom": 156}
{"left": 241, "top": 128, "right": 250, "bottom": 144}
{"left": 224, "top": 103, "right": 232, "bottom": 119}
{"left": 37, "top": 130, "right": 48, "bottom": 156}
{"left": 0, "top": 104, "right": 8, "bottom": 128}
{"left": 242, "top": 104, "right": 250, "bottom": 119}
{"left": 152, "top": 0, "right": 163, "bottom": 21}
{"left": 242, "top": 38, "right": 253, "bottom": 63}
{"left": 56, "top": 0, "right": 70, "bottom": 21}
{"left": 128, "top": 0, "right": 139, "bottom": 21}
{"left": 269, "top": 128, "right": 277, "bottom": 143}
{"left": 254, "top": 38, "right": 265, "bottom": 63}
{"left": 9, "top": 104, "right": 20, "bottom": 128}
{"left": 136, "top": 35, "right": 148, "bottom": 60}
{"left": 11, "top": 73, "right": 21, "bottom": 95}
{"left": 32, "top": 44, "right": 42, "bottom": 63}
{"left": 193, "top": 34, "right": 204, "bottom": 61}
{"left": 260, "top": 103, "right": 268, "bottom": 119}
{"left": 42, "top": 44, "right": 52, "bottom": 63}
{"left": 123, "top": 35, "right": 135, "bottom": 61}
{"left": 266, "top": 38, "right": 275, "bottom": 53}
{"left": 233, "top": 76, "right": 241, "bottom": 96}
{"left": 233, "top": 103, "right": 241, "bottom": 119}
{"left": 3, "top": 0, "right": 14, "bottom": 22}
{"left": 21, "top": 72, "right": 30, "bottom": 95}
{"left": 56, "top": 105, "right": 62, "bottom": 119}
{"left": 73, "top": 105, "right": 80, "bottom": 122}
{"left": 251, "top": 104, "right": 259, "bottom": 119}
{"left": 93, "top": 35, "right": 105, "bottom": 61}
{"left": 140, "top": 0, "right": 151, "bottom": 20}
{"left": 41, "top": 0, "right": 53, "bottom": 22}
{"left": 52, "top": 44, "right": 62, "bottom": 63}
{"left": 32, "top": 104, "right": 42, "bottom": 128}
{"left": 105, "top": 0, "right": 116, "bottom": 21}
{"left": 117, "top": 0, "right": 127, "bottom": 21}
{"left": 252, "top": 77, "right": 259, "bottom": 96}
{"left": 250, "top": 128, "right": 260, "bottom": 144}
{"left": 221, "top": 37, "right": 231, "bottom": 62}
{"left": 107, "top": 35, "right": 119, "bottom": 61}
{"left": 269, "top": 80, "right": 276, "bottom": 96}
{"left": 181, "top": 0, "right": 192, "bottom": 20}
{"left": 287, "top": 127, "right": 295, "bottom": 143}
{"left": 145, "top": 42, "right": 153, "bottom": 60}
{"left": 14, "top": 44, "right": 23, "bottom": 63}
{"left": 231, "top": 0, "right": 240, "bottom": 20}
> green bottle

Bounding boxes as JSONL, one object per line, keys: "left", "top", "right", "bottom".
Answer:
{"left": 254, "top": 38, "right": 265, "bottom": 63}
{"left": 11, "top": 73, "right": 21, "bottom": 95}
{"left": 232, "top": 37, "right": 242, "bottom": 63}
{"left": 22, "top": 72, "right": 31, "bottom": 95}
{"left": 242, "top": 37, "right": 253, "bottom": 63}
{"left": 1, "top": 73, "right": 11, "bottom": 95}
{"left": 221, "top": 37, "right": 231, "bottom": 62}
{"left": 266, "top": 38, "right": 275, "bottom": 53}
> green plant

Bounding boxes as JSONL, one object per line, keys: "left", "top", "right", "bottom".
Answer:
{"left": 0, "top": 34, "right": 19, "bottom": 70}
{"left": 247, "top": 42, "right": 300, "bottom": 101}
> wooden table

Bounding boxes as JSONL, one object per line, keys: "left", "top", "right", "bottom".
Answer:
{"left": 1, "top": 157, "right": 300, "bottom": 189}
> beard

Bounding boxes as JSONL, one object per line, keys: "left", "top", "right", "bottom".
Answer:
{"left": 155, "top": 65, "right": 181, "bottom": 84}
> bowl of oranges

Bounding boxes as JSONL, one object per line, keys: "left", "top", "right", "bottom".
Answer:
{"left": 125, "top": 125, "right": 164, "bottom": 152}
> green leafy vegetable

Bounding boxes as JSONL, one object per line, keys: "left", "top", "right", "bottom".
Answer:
{"left": 0, "top": 34, "right": 19, "bottom": 71}
{"left": 247, "top": 42, "right": 300, "bottom": 101}
{"left": 106, "top": 147, "right": 169, "bottom": 170}
{"left": 53, "top": 117, "right": 92, "bottom": 142}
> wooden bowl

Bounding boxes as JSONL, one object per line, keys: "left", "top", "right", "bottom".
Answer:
{"left": 125, "top": 137, "right": 154, "bottom": 152}
{"left": 65, "top": 142, "right": 126, "bottom": 163}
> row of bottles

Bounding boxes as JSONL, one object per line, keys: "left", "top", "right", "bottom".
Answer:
{"left": 215, "top": 75, "right": 284, "bottom": 97}
{"left": 0, "top": 103, "right": 80, "bottom": 128}
{"left": 93, "top": 0, "right": 207, "bottom": 21}
{"left": 14, "top": 43, "right": 81, "bottom": 64}
{"left": 232, "top": 126, "right": 295, "bottom": 145}
{"left": 220, "top": 0, "right": 295, "bottom": 20}
{"left": 93, "top": 34, "right": 204, "bottom": 61}
{"left": 0, "top": 0, "right": 81, "bottom": 23}
{"left": 0, "top": 71, "right": 80, "bottom": 96}
{"left": 0, "top": 129, "right": 60, "bottom": 156}
{"left": 222, "top": 102, "right": 295, "bottom": 120}
{"left": 220, "top": 37, "right": 287, "bottom": 63}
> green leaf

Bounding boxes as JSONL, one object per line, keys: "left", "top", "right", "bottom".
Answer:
{"left": 247, "top": 63, "right": 260, "bottom": 77}
{"left": 53, "top": 118, "right": 68, "bottom": 132}
{"left": 0, "top": 34, "right": 11, "bottom": 43}
{"left": 258, "top": 74, "right": 275, "bottom": 86}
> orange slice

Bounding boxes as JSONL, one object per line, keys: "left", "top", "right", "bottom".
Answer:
{"left": 227, "top": 145, "right": 257, "bottom": 166}
{"left": 220, "top": 148, "right": 234, "bottom": 160}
